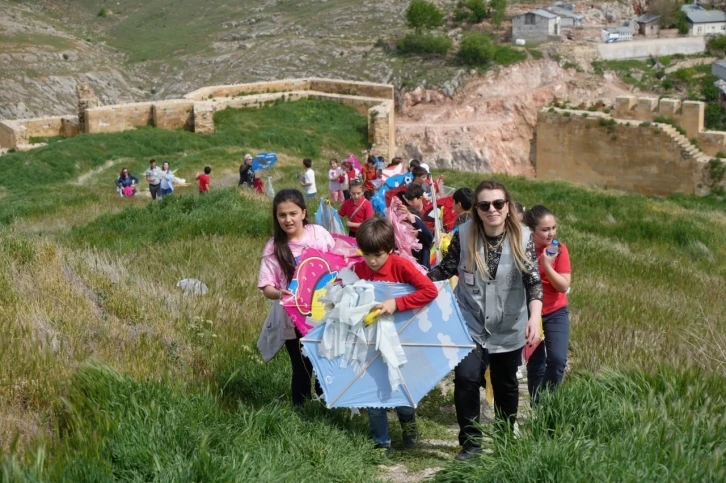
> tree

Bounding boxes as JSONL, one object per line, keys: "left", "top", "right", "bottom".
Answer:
{"left": 457, "top": 32, "right": 496, "bottom": 66}
{"left": 677, "top": 11, "right": 690, "bottom": 35}
{"left": 491, "top": 0, "right": 506, "bottom": 29}
{"left": 463, "top": 0, "right": 488, "bottom": 23}
{"left": 406, "top": 0, "right": 445, "bottom": 32}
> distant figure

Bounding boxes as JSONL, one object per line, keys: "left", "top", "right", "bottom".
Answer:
{"left": 328, "top": 158, "right": 344, "bottom": 202}
{"left": 300, "top": 158, "right": 317, "bottom": 199}
{"left": 362, "top": 156, "right": 378, "bottom": 200}
{"left": 145, "top": 159, "right": 163, "bottom": 200}
{"left": 196, "top": 166, "right": 212, "bottom": 194}
{"left": 159, "top": 162, "right": 184, "bottom": 198}
{"left": 340, "top": 160, "right": 352, "bottom": 200}
{"left": 116, "top": 167, "right": 139, "bottom": 197}
{"left": 239, "top": 153, "right": 255, "bottom": 187}
{"left": 411, "top": 166, "right": 432, "bottom": 196}
{"left": 514, "top": 202, "right": 525, "bottom": 223}
{"left": 338, "top": 180, "right": 374, "bottom": 237}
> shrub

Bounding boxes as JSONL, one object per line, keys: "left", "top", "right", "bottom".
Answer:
{"left": 641, "top": 121, "right": 651, "bottom": 127}
{"left": 405, "top": 0, "right": 444, "bottom": 32}
{"left": 457, "top": 32, "right": 496, "bottom": 66}
{"left": 98, "top": 7, "right": 107, "bottom": 17}
{"left": 493, "top": 46, "right": 527, "bottom": 65}
{"left": 707, "top": 34, "right": 726, "bottom": 54}
{"left": 462, "top": 0, "right": 488, "bottom": 23}
{"left": 397, "top": 33, "right": 452, "bottom": 55}
{"left": 662, "top": 79, "right": 675, "bottom": 90}
{"left": 528, "top": 48, "right": 543, "bottom": 59}
{"left": 491, "top": 0, "right": 506, "bottom": 28}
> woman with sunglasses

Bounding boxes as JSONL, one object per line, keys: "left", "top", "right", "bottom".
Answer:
{"left": 429, "top": 180, "right": 542, "bottom": 461}
{"left": 116, "top": 167, "right": 139, "bottom": 197}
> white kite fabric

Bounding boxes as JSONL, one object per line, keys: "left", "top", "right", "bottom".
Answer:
{"left": 317, "top": 271, "right": 407, "bottom": 391}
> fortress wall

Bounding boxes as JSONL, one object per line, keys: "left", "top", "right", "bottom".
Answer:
{"left": 536, "top": 110, "right": 705, "bottom": 196}
{"left": 152, "top": 100, "right": 195, "bottom": 130}
{"left": 184, "top": 79, "right": 312, "bottom": 101}
{"left": 85, "top": 102, "right": 155, "bottom": 134}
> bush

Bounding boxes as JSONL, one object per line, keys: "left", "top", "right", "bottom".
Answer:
{"left": 457, "top": 32, "right": 496, "bottom": 66}
{"left": 662, "top": 79, "right": 675, "bottom": 90}
{"left": 707, "top": 34, "right": 726, "bottom": 54}
{"left": 491, "top": 0, "right": 507, "bottom": 28}
{"left": 461, "top": 0, "right": 488, "bottom": 23}
{"left": 528, "top": 48, "right": 543, "bottom": 59}
{"left": 97, "top": 7, "right": 107, "bottom": 17}
{"left": 405, "top": 0, "right": 445, "bottom": 32}
{"left": 397, "top": 33, "right": 452, "bottom": 55}
{"left": 493, "top": 46, "right": 527, "bottom": 65}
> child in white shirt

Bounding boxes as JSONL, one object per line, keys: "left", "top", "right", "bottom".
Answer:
{"left": 300, "top": 158, "right": 317, "bottom": 198}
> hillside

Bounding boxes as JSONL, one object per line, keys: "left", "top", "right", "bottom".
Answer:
{"left": 0, "top": 98, "right": 724, "bottom": 481}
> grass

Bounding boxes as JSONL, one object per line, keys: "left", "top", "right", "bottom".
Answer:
{"left": 1, "top": 100, "right": 725, "bottom": 480}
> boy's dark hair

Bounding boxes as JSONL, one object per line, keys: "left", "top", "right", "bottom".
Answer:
{"left": 409, "top": 159, "right": 421, "bottom": 170}
{"left": 303, "top": 158, "right": 312, "bottom": 168}
{"left": 149, "top": 158, "right": 156, "bottom": 164}
{"left": 453, "top": 187, "right": 473, "bottom": 211}
{"left": 356, "top": 217, "right": 395, "bottom": 254}
{"left": 349, "top": 179, "right": 364, "bottom": 189}
{"left": 514, "top": 201, "right": 525, "bottom": 214}
{"left": 412, "top": 166, "right": 428, "bottom": 179}
{"left": 366, "top": 155, "right": 376, "bottom": 165}
{"left": 204, "top": 166, "right": 212, "bottom": 174}
{"left": 404, "top": 183, "right": 425, "bottom": 200}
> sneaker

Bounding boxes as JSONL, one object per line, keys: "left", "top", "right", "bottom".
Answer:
{"left": 455, "top": 445, "right": 482, "bottom": 461}
{"left": 516, "top": 367, "right": 525, "bottom": 380}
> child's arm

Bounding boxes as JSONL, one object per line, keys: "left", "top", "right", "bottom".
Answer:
{"left": 393, "top": 262, "right": 438, "bottom": 312}
{"left": 412, "top": 216, "right": 434, "bottom": 247}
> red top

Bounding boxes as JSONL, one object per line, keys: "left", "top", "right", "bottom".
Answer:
{"left": 536, "top": 242, "right": 571, "bottom": 315}
{"left": 196, "top": 174, "right": 210, "bottom": 192}
{"left": 352, "top": 254, "right": 438, "bottom": 312}
{"left": 361, "top": 164, "right": 377, "bottom": 191}
{"left": 338, "top": 198, "right": 374, "bottom": 233}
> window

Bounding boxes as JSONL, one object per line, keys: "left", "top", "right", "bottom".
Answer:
{"left": 722, "top": 24, "right": 725, "bottom": 31}
{"left": 525, "top": 13, "right": 535, "bottom": 25}
{"left": 697, "top": 27, "right": 702, "bottom": 33}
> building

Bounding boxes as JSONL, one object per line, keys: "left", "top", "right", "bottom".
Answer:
{"left": 712, "top": 59, "right": 726, "bottom": 81}
{"left": 681, "top": 4, "right": 726, "bottom": 37}
{"left": 546, "top": 3, "right": 584, "bottom": 28}
{"left": 636, "top": 13, "right": 661, "bottom": 37}
{"left": 512, "top": 9, "right": 561, "bottom": 43}
{"left": 601, "top": 26, "right": 634, "bottom": 42}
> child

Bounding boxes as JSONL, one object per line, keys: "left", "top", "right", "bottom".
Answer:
{"left": 338, "top": 180, "right": 374, "bottom": 236}
{"left": 300, "top": 158, "right": 317, "bottom": 199}
{"left": 258, "top": 189, "right": 336, "bottom": 407}
{"left": 196, "top": 166, "right": 212, "bottom": 194}
{"left": 362, "top": 155, "right": 378, "bottom": 200}
{"left": 452, "top": 187, "right": 473, "bottom": 229}
{"left": 411, "top": 166, "right": 432, "bottom": 196}
{"left": 402, "top": 184, "right": 434, "bottom": 270}
{"left": 523, "top": 205, "right": 571, "bottom": 403}
{"left": 352, "top": 217, "right": 439, "bottom": 453}
{"left": 340, "top": 160, "right": 355, "bottom": 200}
{"left": 328, "top": 159, "right": 344, "bottom": 202}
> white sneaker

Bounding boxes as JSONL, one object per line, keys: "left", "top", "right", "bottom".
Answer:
{"left": 516, "top": 368, "right": 525, "bottom": 380}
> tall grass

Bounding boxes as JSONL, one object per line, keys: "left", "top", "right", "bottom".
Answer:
{"left": 434, "top": 368, "right": 726, "bottom": 482}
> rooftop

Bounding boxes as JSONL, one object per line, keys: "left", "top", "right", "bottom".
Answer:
{"left": 680, "top": 5, "right": 726, "bottom": 23}
{"left": 636, "top": 13, "right": 662, "bottom": 24}
{"left": 528, "top": 9, "right": 560, "bottom": 19}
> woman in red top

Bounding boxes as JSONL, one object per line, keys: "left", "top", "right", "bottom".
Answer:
{"left": 523, "top": 205, "right": 572, "bottom": 402}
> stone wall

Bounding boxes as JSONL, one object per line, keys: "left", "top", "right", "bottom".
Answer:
{"left": 536, "top": 109, "right": 708, "bottom": 196}
{"left": 1, "top": 78, "right": 396, "bottom": 159}
{"left": 597, "top": 37, "right": 706, "bottom": 60}
{"left": 614, "top": 96, "right": 726, "bottom": 156}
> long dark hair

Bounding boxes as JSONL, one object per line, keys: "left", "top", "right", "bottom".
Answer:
{"left": 272, "top": 189, "right": 310, "bottom": 284}
{"left": 523, "top": 204, "right": 554, "bottom": 232}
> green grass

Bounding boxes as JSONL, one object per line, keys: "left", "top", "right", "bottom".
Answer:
{"left": 1, "top": 100, "right": 725, "bottom": 480}
{"left": 434, "top": 368, "right": 726, "bottom": 482}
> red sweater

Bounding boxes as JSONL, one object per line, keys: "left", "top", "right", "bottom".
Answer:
{"left": 352, "top": 254, "right": 438, "bottom": 312}
{"left": 338, "top": 198, "right": 374, "bottom": 233}
{"left": 536, "top": 242, "right": 571, "bottom": 315}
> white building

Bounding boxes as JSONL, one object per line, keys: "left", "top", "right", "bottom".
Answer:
{"left": 601, "top": 26, "right": 634, "bottom": 42}
{"left": 681, "top": 4, "right": 726, "bottom": 37}
{"left": 512, "top": 9, "right": 561, "bottom": 43}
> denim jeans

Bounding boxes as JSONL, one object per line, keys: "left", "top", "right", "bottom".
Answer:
{"left": 527, "top": 306, "right": 570, "bottom": 402}
{"left": 368, "top": 406, "right": 416, "bottom": 447}
{"left": 454, "top": 343, "right": 522, "bottom": 448}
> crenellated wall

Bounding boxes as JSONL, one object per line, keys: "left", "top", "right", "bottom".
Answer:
{"left": 1, "top": 78, "right": 395, "bottom": 159}
{"left": 536, "top": 108, "right": 713, "bottom": 196}
{"left": 613, "top": 96, "right": 726, "bottom": 156}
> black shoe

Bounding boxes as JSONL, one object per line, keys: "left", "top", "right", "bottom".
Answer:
{"left": 455, "top": 445, "right": 482, "bottom": 461}
{"left": 402, "top": 429, "right": 419, "bottom": 449}
{"left": 374, "top": 444, "right": 392, "bottom": 457}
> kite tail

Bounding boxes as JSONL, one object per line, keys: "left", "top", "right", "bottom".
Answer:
{"left": 385, "top": 197, "right": 426, "bottom": 275}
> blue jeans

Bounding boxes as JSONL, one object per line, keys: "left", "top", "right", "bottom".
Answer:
{"left": 527, "top": 306, "right": 570, "bottom": 402}
{"left": 306, "top": 192, "right": 317, "bottom": 199}
{"left": 368, "top": 406, "right": 416, "bottom": 447}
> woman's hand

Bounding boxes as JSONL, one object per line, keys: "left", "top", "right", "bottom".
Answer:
{"left": 374, "top": 299, "right": 397, "bottom": 316}
{"left": 525, "top": 316, "right": 541, "bottom": 346}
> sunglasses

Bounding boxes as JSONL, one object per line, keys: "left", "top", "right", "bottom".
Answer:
{"left": 476, "top": 199, "right": 507, "bottom": 211}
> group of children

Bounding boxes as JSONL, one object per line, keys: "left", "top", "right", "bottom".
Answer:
{"left": 258, "top": 167, "right": 573, "bottom": 458}
{"left": 115, "top": 159, "right": 212, "bottom": 199}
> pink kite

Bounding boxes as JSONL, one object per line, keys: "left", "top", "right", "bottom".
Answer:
{"left": 346, "top": 154, "right": 362, "bottom": 173}
{"left": 281, "top": 248, "right": 363, "bottom": 335}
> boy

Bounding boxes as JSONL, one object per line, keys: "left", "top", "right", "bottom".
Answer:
{"left": 338, "top": 180, "right": 374, "bottom": 236}
{"left": 300, "top": 158, "right": 317, "bottom": 198}
{"left": 362, "top": 155, "right": 378, "bottom": 200}
{"left": 452, "top": 187, "right": 473, "bottom": 229}
{"left": 145, "top": 159, "right": 163, "bottom": 200}
{"left": 411, "top": 166, "right": 432, "bottom": 196}
{"left": 402, "top": 184, "right": 434, "bottom": 270}
{"left": 196, "top": 166, "right": 212, "bottom": 194}
{"left": 352, "top": 217, "right": 439, "bottom": 454}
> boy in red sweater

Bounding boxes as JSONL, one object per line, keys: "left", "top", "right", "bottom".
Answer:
{"left": 338, "top": 180, "right": 374, "bottom": 236}
{"left": 195, "top": 166, "right": 211, "bottom": 194}
{"left": 352, "top": 217, "right": 439, "bottom": 453}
